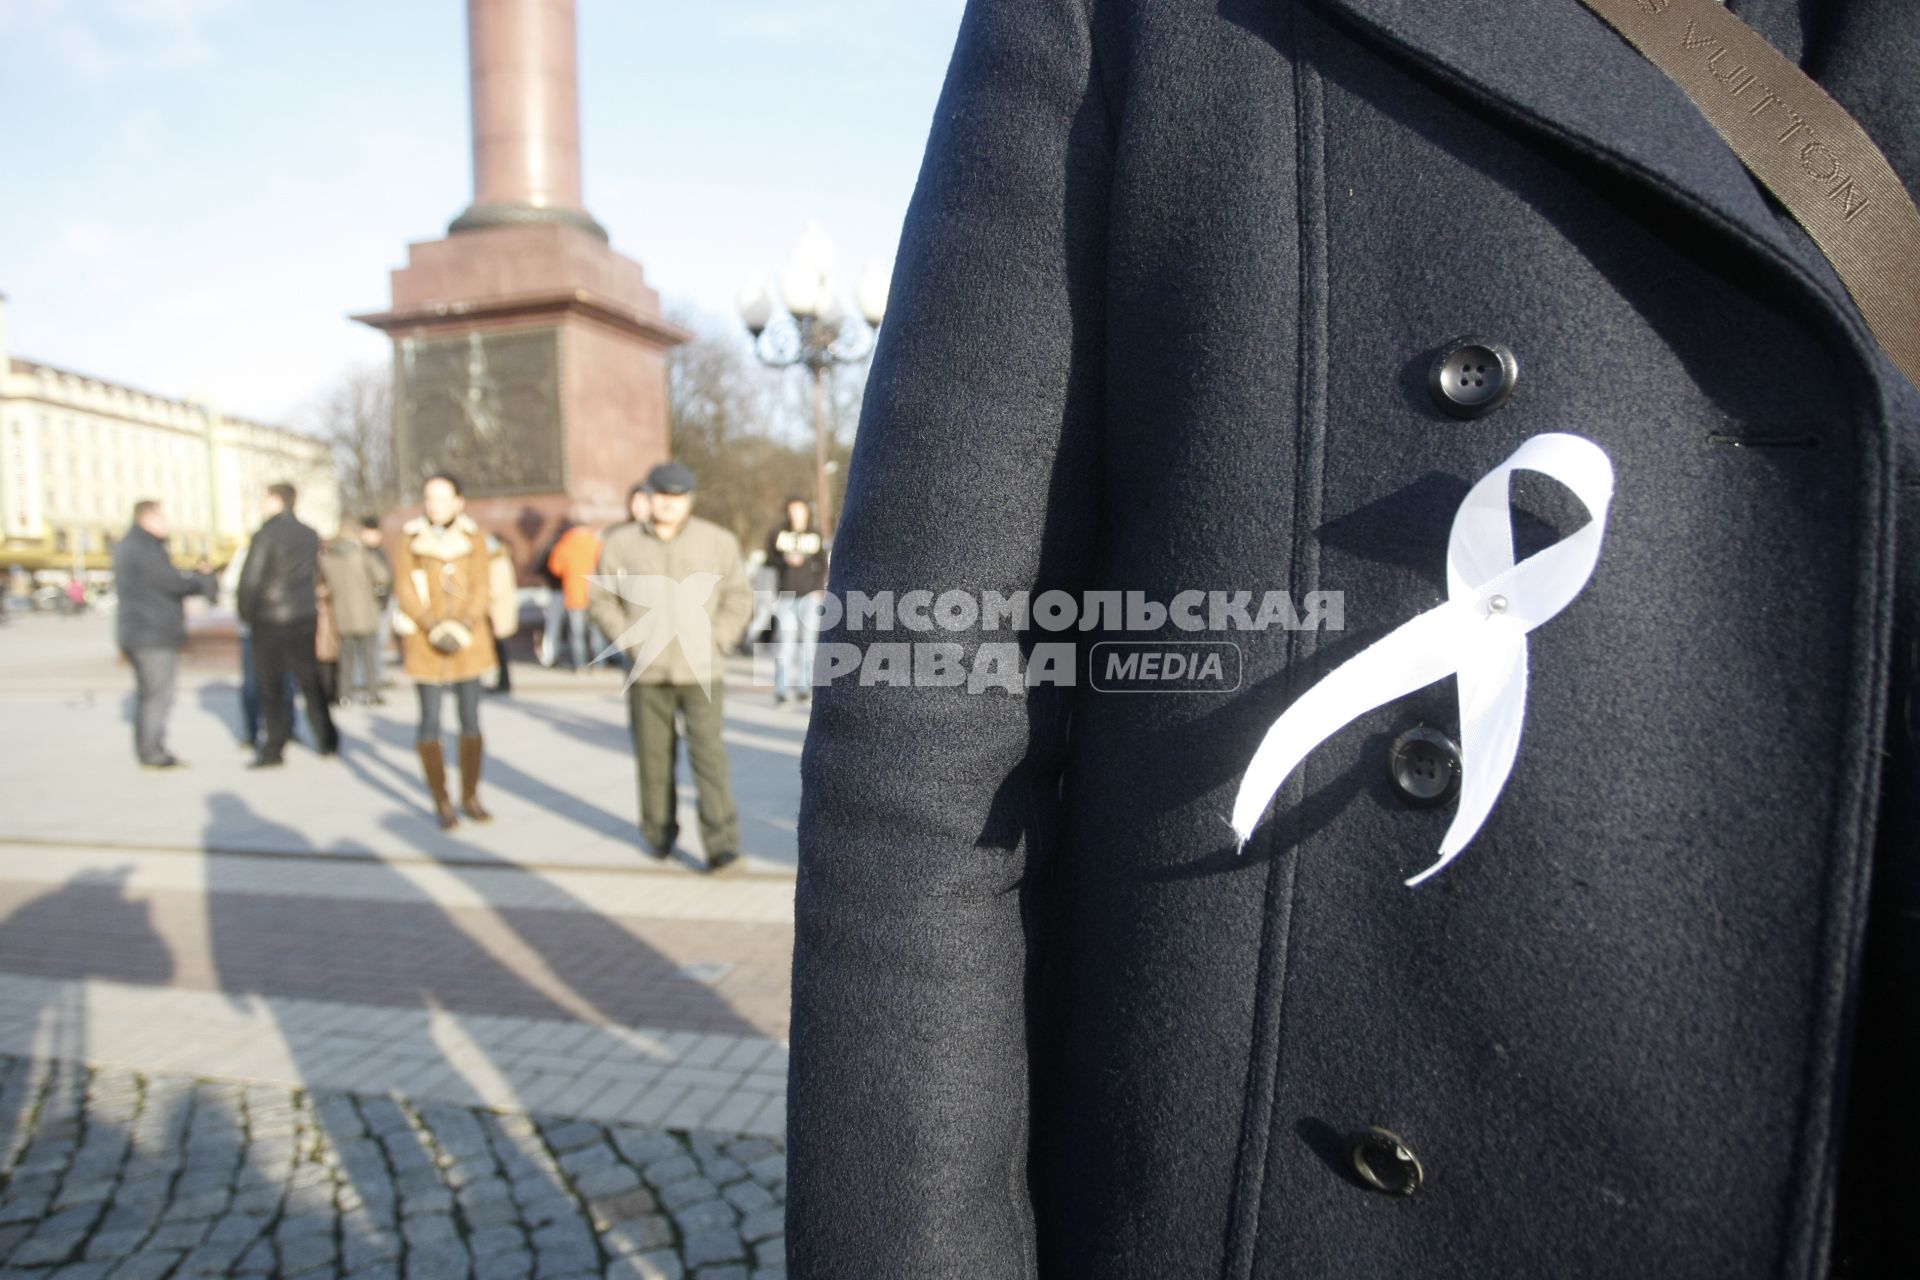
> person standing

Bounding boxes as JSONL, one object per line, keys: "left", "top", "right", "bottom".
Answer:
{"left": 110, "top": 500, "right": 215, "bottom": 769}
{"left": 484, "top": 531, "right": 518, "bottom": 695}
{"left": 625, "top": 483, "right": 652, "bottom": 532}
{"left": 314, "top": 575, "right": 342, "bottom": 707}
{"left": 393, "top": 473, "right": 497, "bottom": 830}
{"left": 321, "top": 520, "right": 391, "bottom": 705}
{"left": 220, "top": 536, "right": 259, "bottom": 749}
{"left": 236, "top": 482, "right": 338, "bottom": 767}
{"left": 358, "top": 518, "right": 394, "bottom": 692}
{"left": 606, "top": 484, "right": 652, "bottom": 678}
{"left": 536, "top": 518, "right": 570, "bottom": 667}
{"left": 590, "top": 462, "right": 752, "bottom": 872}
{"left": 545, "top": 513, "right": 602, "bottom": 672}
{"left": 764, "top": 496, "right": 828, "bottom": 706}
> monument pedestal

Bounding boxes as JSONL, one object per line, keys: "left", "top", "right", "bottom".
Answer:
{"left": 354, "top": 223, "right": 686, "bottom": 568}
{"left": 353, "top": 0, "right": 687, "bottom": 576}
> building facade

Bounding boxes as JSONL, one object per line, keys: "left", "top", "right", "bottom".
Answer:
{"left": 0, "top": 297, "right": 338, "bottom": 572}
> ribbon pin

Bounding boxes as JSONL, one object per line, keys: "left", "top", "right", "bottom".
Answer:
{"left": 1230, "top": 432, "right": 1616, "bottom": 886}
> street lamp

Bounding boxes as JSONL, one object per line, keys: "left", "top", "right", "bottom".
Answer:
{"left": 737, "top": 222, "right": 888, "bottom": 538}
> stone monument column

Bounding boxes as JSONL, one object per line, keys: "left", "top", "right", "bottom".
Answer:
{"left": 453, "top": 0, "right": 602, "bottom": 237}
{"left": 355, "top": 0, "right": 684, "bottom": 569}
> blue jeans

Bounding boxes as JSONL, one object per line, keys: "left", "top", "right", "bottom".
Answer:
{"left": 774, "top": 594, "right": 821, "bottom": 698}
{"left": 542, "top": 592, "right": 598, "bottom": 667}
{"left": 542, "top": 589, "right": 565, "bottom": 665}
{"left": 567, "top": 608, "right": 592, "bottom": 668}
{"left": 416, "top": 680, "right": 483, "bottom": 743}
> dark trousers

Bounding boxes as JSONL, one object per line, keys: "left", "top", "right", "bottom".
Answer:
{"left": 123, "top": 647, "right": 178, "bottom": 764}
{"left": 416, "top": 680, "right": 482, "bottom": 743}
{"left": 240, "top": 633, "right": 259, "bottom": 745}
{"left": 492, "top": 642, "right": 513, "bottom": 693}
{"left": 627, "top": 681, "right": 738, "bottom": 856}
{"left": 240, "top": 633, "right": 298, "bottom": 746}
{"left": 252, "top": 618, "right": 338, "bottom": 761}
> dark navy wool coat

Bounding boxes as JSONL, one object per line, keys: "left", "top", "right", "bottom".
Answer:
{"left": 788, "top": 0, "right": 1920, "bottom": 1275}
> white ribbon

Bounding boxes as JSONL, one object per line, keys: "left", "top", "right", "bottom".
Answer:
{"left": 1230, "top": 432, "right": 1615, "bottom": 886}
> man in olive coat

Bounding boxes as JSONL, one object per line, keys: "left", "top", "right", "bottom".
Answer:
{"left": 786, "top": 1, "right": 1920, "bottom": 1276}
{"left": 589, "top": 463, "right": 754, "bottom": 872}
{"left": 320, "top": 521, "right": 393, "bottom": 705}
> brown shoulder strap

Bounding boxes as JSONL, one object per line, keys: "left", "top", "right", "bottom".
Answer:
{"left": 1579, "top": 0, "right": 1920, "bottom": 388}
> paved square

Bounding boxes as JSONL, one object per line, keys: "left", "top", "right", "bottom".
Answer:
{"left": 0, "top": 612, "right": 802, "bottom": 1278}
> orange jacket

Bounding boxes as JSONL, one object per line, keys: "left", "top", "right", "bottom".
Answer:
{"left": 547, "top": 526, "right": 602, "bottom": 610}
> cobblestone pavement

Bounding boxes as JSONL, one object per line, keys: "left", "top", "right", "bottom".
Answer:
{"left": 0, "top": 1055, "right": 787, "bottom": 1280}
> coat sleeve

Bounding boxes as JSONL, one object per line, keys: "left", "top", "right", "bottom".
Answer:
{"left": 391, "top": 540, "right": 430, "bottom": 630}
{"left": 456, "top": 538, "right": 491, "bottom": 634}
{"left": 156, "top": 554, "right": 209, "bottom": 600}
{"left": 710, "top": 532, "right": 752, "bottom": 654}
{"left": 235, "top": 532, "right": 267, "bottom": 625}
{"left": 368, "top": 549, "right": 393, "bottom": 599}
{"left": 786, "top": 0, "right": 1112, "bottom": 1273}
{"left": 587, "top": 534, "right": 629, "bottom": 653}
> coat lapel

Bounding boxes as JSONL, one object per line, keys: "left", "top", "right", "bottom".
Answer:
{"left": 1309, "top": 0, "right": 1856, "bottom": 324}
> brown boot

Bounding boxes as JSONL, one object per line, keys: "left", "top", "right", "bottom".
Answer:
{"left": 417, "top": 740, "right": 458, "bottom": 830}
{"left": 459, "top": 735, "right": 492, "bottom": 822}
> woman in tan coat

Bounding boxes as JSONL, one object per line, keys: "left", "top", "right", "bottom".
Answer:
{"left": 392, "top": 472, "right": 496, "bottom": 829}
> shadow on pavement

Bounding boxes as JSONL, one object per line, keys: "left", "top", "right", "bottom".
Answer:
{"left": 361, "top": 717, "right": 640, "bottom": 847}
{"left": 196, "top": 792, "right": 770, "bottom": 1258}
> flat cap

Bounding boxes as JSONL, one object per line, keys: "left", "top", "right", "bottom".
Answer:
{"left": 645, "top": 462, "right": 697, "bottom": 495}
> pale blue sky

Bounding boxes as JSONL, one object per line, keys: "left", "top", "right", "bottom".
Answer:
{"left": 0, "top": 0, "right": 968, "bottom": 423}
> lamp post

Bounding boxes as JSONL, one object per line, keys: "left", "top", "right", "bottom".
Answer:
{"left": 737, "top": 223, "right": 889, "bottom": 539}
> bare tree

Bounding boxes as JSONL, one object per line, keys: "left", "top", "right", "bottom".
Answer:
{"left": 821, "top": 360, "right": 865, "bottom": 520}
{"left": 666, "top": 302, "right": 859, "bottom": 550}
{"left": 315, "top": 362, "right": 397, "bottom": 522}
{"left": 664, "top": 300, "right": 871, "bottom": 551}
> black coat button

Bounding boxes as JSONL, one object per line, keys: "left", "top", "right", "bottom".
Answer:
{"left": 1388, "top": 727, "right": 1461, "bottom": 808}
{"left": 1429, "top": 338, "right": 1518, "bottom": 418}
{"left": 1350, "top": 1127, "right": 1424, "bottom": 1196}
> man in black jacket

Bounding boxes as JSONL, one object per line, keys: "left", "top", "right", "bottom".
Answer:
{"left": 237, "top": 482, "right": 338, "bottom": 766}
{"left": 111, "top": 501, "right": 215, "bottom": 768}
